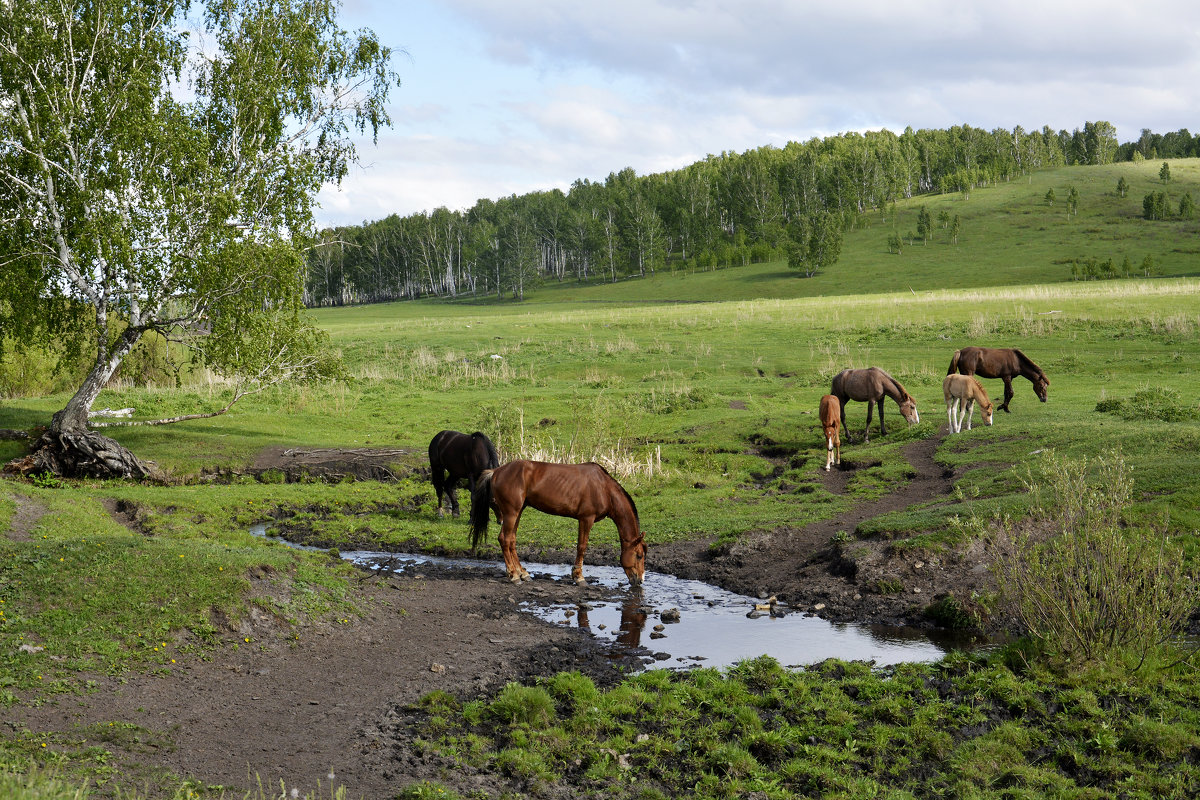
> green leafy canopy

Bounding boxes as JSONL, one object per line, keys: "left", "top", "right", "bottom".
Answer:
{"left": 0, "top": 0, "right": 397, "bottom": 427}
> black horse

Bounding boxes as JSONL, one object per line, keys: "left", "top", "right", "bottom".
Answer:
{"left": 428, "top": 430, "right": 500, "bottom": 517}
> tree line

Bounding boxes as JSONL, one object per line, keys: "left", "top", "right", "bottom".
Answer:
{"left": 303, "top": 121, "right": 1175, "bottom": 305}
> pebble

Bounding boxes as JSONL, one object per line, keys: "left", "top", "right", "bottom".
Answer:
{"left": 430, "top": 663, "right": 446, "bottom": 674}
{"left": 813, "top": 603, "right": 826, "bottom": 611}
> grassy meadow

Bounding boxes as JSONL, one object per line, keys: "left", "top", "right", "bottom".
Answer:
{"left": 2, "top": 159, "right": 1200, "bottom": 798}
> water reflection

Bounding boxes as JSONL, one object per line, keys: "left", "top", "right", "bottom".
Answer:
{"left": 249, "top": 524, "right": 976, "bottom": 670}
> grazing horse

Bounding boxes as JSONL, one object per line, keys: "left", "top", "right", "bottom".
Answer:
{"left": 943, "top": 374, "right": 994, "bottom": 433}
{"left": 818, "top": 394, "right": 841, "bottom": 471}
{"left": 428, "top": 430, "right": 500, "bottom": 517}
{"left": 470, "top": 459, "right": 646, "bottom": 586}
{"left": 830, "top": 367, "right": 920, "bottom": 443}
{"left": 947, "top": 347, "right": 1049, "bottom": 413}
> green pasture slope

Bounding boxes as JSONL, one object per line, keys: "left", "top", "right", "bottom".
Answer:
{"left": 2, "top": 159, "right": 1200, "bottom": 798}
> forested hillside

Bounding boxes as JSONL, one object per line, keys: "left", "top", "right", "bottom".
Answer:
{"left": 305, "top": 123, "right": 1200, "bottom": 305}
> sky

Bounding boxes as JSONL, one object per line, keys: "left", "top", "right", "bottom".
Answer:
{"left": 314, "top": 0, "right": 1200, "bottom": 228}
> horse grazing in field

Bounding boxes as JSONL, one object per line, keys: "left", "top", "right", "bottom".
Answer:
{"left": 818, "top": 394, "right": 841, "bottom": 471}
{"left": 947, "top": 347, "right": 1049, "bottom": 413}
{"left": 830, "top": 367, "right": 920, "bottom": 443}
{"left": 470, "top": 460, "right": 646, "bottom": 586}
{"left": 428, "top": 430, "right": 500, "bottom": 517}
{"left": 943, "top": 374, "right": 994, "bottom": 433}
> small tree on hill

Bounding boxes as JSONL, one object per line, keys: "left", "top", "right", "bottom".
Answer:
{"left": 1044, "top": 188, "right": 1056, "bottom": 206}
{"left": 916, "top": 206, "right": 933, "bottom": 244}
{"left": 1066, "top": 186, "right": 1080, "bottom": 218}
{"left": 786, "top": 211, "right": 843, "bottom": 278}
{"left": 1143, "top": 192, "right": 1169, "bottom": 221}
{"left": 1159, "top": 161, "right": 1172, "bottom": 183}
{"left": 1116, "top": 176, "right": 1129, "bottom": 198}
{"left": 1179, "top": 192, "right": 1195, "bottom": 220}
{"left": 950, "top": 214, "right": 962, "bottom": 244}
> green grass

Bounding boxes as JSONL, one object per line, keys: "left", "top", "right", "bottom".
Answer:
{"left": 2, "top": 159, "right": 1200, "bottom": 798}
{"left": 404, "top": 653, "right": 1200, "bottom": 799}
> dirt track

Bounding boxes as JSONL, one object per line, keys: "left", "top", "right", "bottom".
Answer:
{"left": 8, "top": 429, "right": 1011, "bottom": 798}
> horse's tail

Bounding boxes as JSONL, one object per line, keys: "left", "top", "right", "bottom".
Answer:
{"left": 947, "top": 350, "right": 962, "bottom": 376}
{"left": 473, "top": 431, "right": 500, "bottom": 469}
{"left": 469, "top": 469, "right": 494, "bottom": 550}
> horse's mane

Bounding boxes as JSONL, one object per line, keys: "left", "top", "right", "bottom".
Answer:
{"left": 878, "top": 368, "right": 913, "bottom": 402}
{"left": 472, "top": 431, "right": 500, "bottom": 469}
{"left": 591, "top": 462, "right": 639, "bottom": 523}
{"left": 1012, "top": 349, "right": 1046, "bottom": 379}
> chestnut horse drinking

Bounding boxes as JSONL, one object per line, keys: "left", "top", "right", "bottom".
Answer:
{"left": 943, "top": 374, "right": 994, "bottom": 433}
{"left": 470, "top": 460, "right": 646, "bottom": 586}
{"left": 831, "top": 367, "right": 920, "bottom": 443}
{"left": 947, "top": 347, "right": 1049, "bottom": 413}
{"left": 428, "top": 430, "right": 500, "bottom": 517}
{"left": 818, "top": 394, "right": 841, "bottom": 471}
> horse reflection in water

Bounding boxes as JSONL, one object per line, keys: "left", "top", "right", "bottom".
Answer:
{"left": 573, "top": 589, "right": 649, "bottom": 648}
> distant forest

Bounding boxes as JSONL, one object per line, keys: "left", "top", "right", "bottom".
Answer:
{"left": 304, "top": 123, "right": 1199, "bottom": 305}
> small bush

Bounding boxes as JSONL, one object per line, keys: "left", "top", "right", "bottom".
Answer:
{"left": 1094, "top": 387, "right": 1199, "bottom": 422}
{"left": 995, "top": 450, "right": 1197, "bottom": 669}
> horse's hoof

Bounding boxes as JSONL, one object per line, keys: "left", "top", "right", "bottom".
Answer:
{"left": 521, "top": 572, "right": 533, "bottom": 582}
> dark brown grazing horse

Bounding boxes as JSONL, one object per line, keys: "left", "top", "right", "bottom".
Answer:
{"left": 831, "top": 367, "right": 920, "bottom": 443}
{"left": 947, "top": 347, "right": 1049, "bottom": 413}
{"left": 470, "top": 460, "right": 646, "bottom": 586}
{"left": 428, "top": 430, "right": 500, "bottom": 517}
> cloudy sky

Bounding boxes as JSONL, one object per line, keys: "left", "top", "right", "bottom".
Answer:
{"left": 315, "top": 0, "right": 1200, "bottom": 228}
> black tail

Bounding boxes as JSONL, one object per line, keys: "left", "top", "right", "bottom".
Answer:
{"left": 469, "top": 470, "right": 494, "bottom": 550}
{"left": 947, "top": 350, "right": 961, "bottom": 376}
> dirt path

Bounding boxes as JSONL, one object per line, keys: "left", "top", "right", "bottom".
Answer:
{"left": 8, "top": 430, "right": 1007, "bottom": 799}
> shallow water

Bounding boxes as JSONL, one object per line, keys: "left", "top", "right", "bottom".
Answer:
{"left": 251, "top": 524, "right": 974, "bottom": 670}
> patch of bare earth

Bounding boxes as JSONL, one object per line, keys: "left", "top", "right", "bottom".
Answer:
{"left": 6, "top": 494, "right": 47, "bottom": 542}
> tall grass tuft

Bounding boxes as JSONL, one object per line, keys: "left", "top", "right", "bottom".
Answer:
{"left": 995, "top": 450, "right": 1197, "bottom": 670}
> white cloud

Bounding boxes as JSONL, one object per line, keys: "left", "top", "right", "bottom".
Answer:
{"left": 315, "top": 0, "right": 1200, "bottom": 226}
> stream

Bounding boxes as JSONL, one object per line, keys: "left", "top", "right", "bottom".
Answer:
{"left": 252, "top": 524, "right": 976, "bottom": 670}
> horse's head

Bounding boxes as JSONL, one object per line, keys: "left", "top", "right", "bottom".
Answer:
{"left": 900, "top": 395, "right": 920, "bottom": 425}
{"left": 1033, "top": 375, "right": 1049, "bottom": 403}
{"left": 981, "top": 399, "right": 994, "bottom": 426}
{"left": 621, "top": 534, "right": 647, "bottom": 586}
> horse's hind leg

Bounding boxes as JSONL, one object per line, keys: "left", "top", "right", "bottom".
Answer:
{"left": 876, "top": 398, "right": 886, "bottom": 437}
{"left": 1000, "top": 377, "right": 1014, "bottom": 413}
{"left": 572, "top": 517, "right": 595, "bottom": 585}
{"left": 965, "top": 400, "right": 975, "bottom": 431}
{"left": 498, "top": 508, "right": 531, "bottom": 582}
{"left": 432, "top": 470, "right": 447, "bottom": 515}
{"left": 446, "top": 481, "right": 461, "bottom": 517}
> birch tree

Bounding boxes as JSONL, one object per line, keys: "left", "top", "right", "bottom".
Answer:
{"left": 0, "top": 0, "right": 396, "bottom": 477}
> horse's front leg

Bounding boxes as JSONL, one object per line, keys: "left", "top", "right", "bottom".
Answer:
{"left": 863, "top": 401, "right": 874, "bottom": 443}
{"left": 965, "top": 400, "right": 975, "bottom": 431}
{"left": 572, "top": 517, "right": 595, "bottom": 585}
{"left": 498, "top": 509, "right": 531, "bottom": 582}
{"left": 876, "top": 398, "right": 886, "bottom": 437}
{"left": 447, "top": 483, "right": 460, "bottom": 518}
{"left": 1001, "top": 377, "right": 1014, "bottom": 413}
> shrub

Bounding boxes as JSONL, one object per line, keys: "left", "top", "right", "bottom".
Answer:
{"left": 995, "top": 451, "right": 1197, "bottom": 669}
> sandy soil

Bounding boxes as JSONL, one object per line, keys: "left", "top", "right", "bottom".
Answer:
{"left": 7, "top": 428, "right": 1014, "bottom": 799}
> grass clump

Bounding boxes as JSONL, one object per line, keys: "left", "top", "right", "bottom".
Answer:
{"left": 1095, "top": 385, "right": 1200, "bottom": 422}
